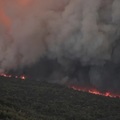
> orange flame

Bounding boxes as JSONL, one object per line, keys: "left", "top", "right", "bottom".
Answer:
{"left": 69, "top": 85, "right": 120, "bottom": 98}
{"left": 0, "top": 73, "right": 26, "bottom": 80}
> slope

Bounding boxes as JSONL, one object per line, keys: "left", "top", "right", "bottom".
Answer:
{"left": 0, "top": 77, "right": 120, "bottom": 120}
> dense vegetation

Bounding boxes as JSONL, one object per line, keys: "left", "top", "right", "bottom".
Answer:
{"left": 0, "top": 77, "right": 120, "bottom": 120}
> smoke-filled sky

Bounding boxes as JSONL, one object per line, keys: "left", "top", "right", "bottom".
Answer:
{"left": 0, "top": 0, "right": 120, "bottom": 93}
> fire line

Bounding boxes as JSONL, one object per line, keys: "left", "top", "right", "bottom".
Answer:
{"left": 0, "top": 73, "right": 26, "bottom": 80}
{"left": 69, "top": 85, "right": 120, "bottom": 98}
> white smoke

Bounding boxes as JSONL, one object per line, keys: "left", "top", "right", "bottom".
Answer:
{"left": 0, "top": 0, "right": 120, "bottom": 71}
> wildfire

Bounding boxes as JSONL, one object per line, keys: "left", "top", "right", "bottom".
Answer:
{"left": 20, "top": 75, "right": 26, "bottom": 80}
{"left": 69, "top": 85, "right": 120, "bottom": 98}
{"left": 0, "top": 73, "right": 26, "bottom": 80}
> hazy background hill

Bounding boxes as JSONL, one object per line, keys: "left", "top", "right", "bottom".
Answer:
{"left": 0, "top": 77, "right": 120, "bottom": 120}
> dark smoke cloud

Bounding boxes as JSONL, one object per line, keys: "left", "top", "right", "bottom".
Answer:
{"left": 0, "top": 0, "right": 120, "bottom": 93}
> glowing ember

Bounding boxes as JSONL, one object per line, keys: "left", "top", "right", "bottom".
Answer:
{"left": 20, "top": 75, "right": 26, "bottom": 80}
{"left": 0, "top": 73, "right": 26, "bottom": 80}
{"left": 69, "top": 85, "right": 120, "bottom": 98}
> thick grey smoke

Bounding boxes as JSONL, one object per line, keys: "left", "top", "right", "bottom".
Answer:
{"left": 0, "top": 0, "right": 120, "bottom": 93}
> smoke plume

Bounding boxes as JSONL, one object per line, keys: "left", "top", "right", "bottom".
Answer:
{"left": 0, "top": 0, "right": 120, "bottom": 93}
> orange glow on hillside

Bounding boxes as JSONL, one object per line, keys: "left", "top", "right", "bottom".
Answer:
{"left": 69, "top": 85, "right": 120, "bottom": 98}
{"left": 0, "top": 73, "right": 26, "bottom": 80}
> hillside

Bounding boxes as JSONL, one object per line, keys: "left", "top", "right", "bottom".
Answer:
{"left": 0, "top": 77, "right": 120, "bottom": 120}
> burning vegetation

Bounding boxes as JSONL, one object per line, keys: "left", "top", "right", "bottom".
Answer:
{"left": 69, "top": 85, "right": 120, "bottom": 98}
{"left": 0, "top": 73, "right": 26, "bottom": 80}
{"left": 0, "top": 72, "right": 120, "bottom": 98}
{"left": 0, "top": 0, "right": 120, "bottom": 97}
{"left": 0, "top": 2, "right": 120, "bottom": 120}
{"left": 0, "top": 77, "right": 120, "bottom": 120}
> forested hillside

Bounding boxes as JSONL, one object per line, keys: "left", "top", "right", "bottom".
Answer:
{"left": 0, "top": 77, "right": 120, "bottom": 120}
